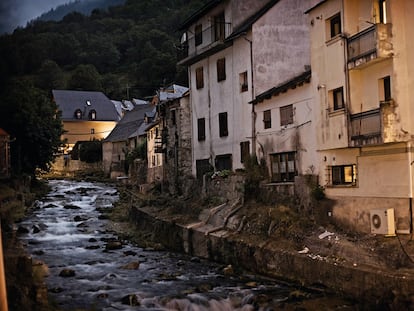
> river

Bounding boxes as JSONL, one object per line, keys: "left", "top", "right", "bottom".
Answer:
{"left": 18, "top": 179, "right": 354, "bottom": 310}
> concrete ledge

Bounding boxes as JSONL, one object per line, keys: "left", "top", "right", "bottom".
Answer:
{"left": 129, "top": 206, "right": 414, "bottom": 304}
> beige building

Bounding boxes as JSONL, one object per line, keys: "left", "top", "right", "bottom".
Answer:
{"left": 52, "top": 90, "right": 120, "bottom": 152}
{"left": 307, "top": 0, "right": 414, "bottom": 233}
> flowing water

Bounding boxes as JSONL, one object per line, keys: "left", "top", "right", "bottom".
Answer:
{"left": 18, "top": 179, "right": 353, "bottom": 310}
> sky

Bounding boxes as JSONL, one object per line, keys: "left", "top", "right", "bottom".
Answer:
{"left": 0, "top": 0, "right": 69, "bottom": 34}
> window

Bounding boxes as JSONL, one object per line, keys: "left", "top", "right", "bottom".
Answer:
{"left": 196, "top": 67, "right": 204, "bottom": 89}
{"left": 333, "top": 87, "right": 344, "bottom": 110}
{"left": 89, "top": 109, "right": 97, "bottom": 120}
{"left": 214, "top": 12, "right": 225, "bottom": 42}
{"left": 215, "top": 154, "right": 232, "bottom": 171}
{"left": 219, "top": 112, "right": 228, "bottom": 137}
{"left": 383, "top": 76, "right": 391, "bottom": 101}
{"left": 271, "top": 152, "right": 296, "bottom": 182}
{"left": 240, "top": 71, "right": 248, "bottom": 92}
{"left": 263, "top": 110, "right": 271, "bottom": 129}
{"left": 329, "top": 13, "right": 341, "bottom": 38}
{"left": 280, "top": 105, "right": 293, "bottom": 126}
{"left": 217, "top": 58, "right": 226, "bottom": 82}
{"left": 195, "top": 24, "right": 202, "bottom": 46}
{"left": 197, "top": 118, "right": 206, "bottom": 141}
{"left": 331, "top": 164, "right": 356, "bottom": 185}
{"left": 90, "top": 128, "right": 95, "bottom": 134}
{"left": 240, "top": 141, "right": 250, "bottom": 163}
{"left": 74, "top": 109, "right": 82, "bottom": 119}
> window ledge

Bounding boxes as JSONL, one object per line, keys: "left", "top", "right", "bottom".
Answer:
{"left": 325, "top": 34, "right": 343, "bottom": 46}
{"left": 328, "top": 108, "right": 346, "bottom": 117}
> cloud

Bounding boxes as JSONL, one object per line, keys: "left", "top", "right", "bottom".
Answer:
{"left": 0, "top": 0, "right": 70, "bottom": 34}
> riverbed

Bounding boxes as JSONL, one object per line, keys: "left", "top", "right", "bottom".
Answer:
{"left": 18, "top": 179, "right": 354, "bottom": 310}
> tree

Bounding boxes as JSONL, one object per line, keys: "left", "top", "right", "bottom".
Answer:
{"left": 36, "top": 59, "right": 66, "bottom": 90}
{"left": 68, "top": 64, "right": 103, "bottom": 91}
{"left": 0, "top": 78, "right": 64, "bottom": 176}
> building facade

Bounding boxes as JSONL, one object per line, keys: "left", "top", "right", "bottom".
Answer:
{"left": 307, "top": 0, "right": 414, "bottom": 233}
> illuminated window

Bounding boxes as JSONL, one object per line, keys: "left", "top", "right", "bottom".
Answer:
{"left": 74, "top": 109, "right": 82, "bottom": 119}
{"left": 331, "top": 164, "right": 357, "bottom": 185}
{"left": 89, "top": 109, "right": 97, "bottom": 120}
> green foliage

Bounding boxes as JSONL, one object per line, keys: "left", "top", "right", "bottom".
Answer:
{"left": 0, "top": 78, "right": 64, "bottom": 175}
{"left": 311, "top": 184, "right": 326, "bottom": 201}
{"left": 79, "top": 141, "right": 103, "bottom": 163}
{"left": 0, "top": 0, "right": 209, "bottom": 98}
{"left": 126, "top": 141, "right": 147, "bottom": 164}
{"left": 243, "top": 155, "right": 268, "bottom": 200}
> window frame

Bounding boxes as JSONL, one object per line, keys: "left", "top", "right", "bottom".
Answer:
{"left": 329, "top": 13, "right": 341, "bottom": 38}
{"left": 240, "top": 71, "right": 248, "bottom": 92}
{"left": 240, "top": 141, "right": 250, "bottom": 163}
{"left": 195, "top": 67, "right": 204, "bottom": 89}
{"left": 270, "top": 152, "right": 297, "bottom": 183}
{"left": 214, "top": 12, "right": 225, "bottom": 42}
{"left": 263, "top": 110, "right": 271, "bottom": 129}
{"left": 197, "top": 117, "right": 206, "bottom": 141}
{"left": 219, "top": 112, "right": 228, "bottom": 137}
{"left": 330, "top": 164, "right": 357, "bottom": 186}
{"left": 195, "top": 24, "right": 203, "bottom": 46}
{"left": 217, "top": 58, "right": 226, "bottom": 82}
{"left": 333, "top": 87, "right": 344, "bottom": 110}
{"left": 280, "top": 104, "right": 293, "bottom": 126}
{"left": 74, "top": 109, "right": 82, "bottom": 119}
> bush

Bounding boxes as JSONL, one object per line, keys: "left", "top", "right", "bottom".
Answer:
{"left": 78, "top": 141, "right": 102, "bottom": 163}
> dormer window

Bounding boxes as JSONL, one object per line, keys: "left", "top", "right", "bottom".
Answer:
{"left": 75, "top": 109, "right": 82, "bottom": 119}
{"left": 89, "top": 109, "right": 97, "bottom": 120}
{"left": 86, "top": 100, "right": 91, "bottom": 106}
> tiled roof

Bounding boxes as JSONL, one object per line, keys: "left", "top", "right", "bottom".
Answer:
{"left": 52, "top": 90, "right": 120, "bottom": 121}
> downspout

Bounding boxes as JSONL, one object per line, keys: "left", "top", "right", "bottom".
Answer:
{"left": 341, "top": 0, "right": 351, "bottom": 146}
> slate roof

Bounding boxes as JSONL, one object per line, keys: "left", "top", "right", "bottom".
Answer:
{"left": 104, "top": 104, "right": 155, "bottom": 142}
{"left": 52, "top": 90, "right": 120, "bottom": 121}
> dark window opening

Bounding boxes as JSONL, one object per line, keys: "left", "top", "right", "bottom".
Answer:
{"left": 195, "top": 24, "right": 203, "bottom": 46}
{"left": 217, "top": 58, "right": 226, "bottom": 82}
{"left": 240, "top": 141, "right": 250, "bottom": 163}
{"left": 263, "top": 110, "right": 271, "bottom": 129}
{"left": 384, "top": 76, "right": 391, "bottom": 101}
{"left": 330, "top": 13, "right": 341, "bottom": 38}
{"left": 215, "top": 154, "right": 232, "bottom": 171}
{"left": 197, "top": 118, "right": 206, "bottom": 141}
{"left": 219, "top": 112, "right": 228, "bottom": 137}
{"left": 196, "top": 159, "right": 213, "bottom": 181}
{"left": 196, "top": 67, "right": 204, "bottom": 89}
{"left": 214, "top": 12, "right": 225, "bottom": 42}
{"left": 333, "top": 87, "right": 344, "bottom": 110}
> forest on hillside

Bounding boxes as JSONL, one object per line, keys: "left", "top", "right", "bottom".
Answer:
{"left": 0, "top": 0, "right": 208, "bottom": 176}
{"left": 0, "top": 0, "right": 208, "bottom": 100}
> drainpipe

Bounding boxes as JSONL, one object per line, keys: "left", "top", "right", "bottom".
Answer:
{"left": 243, "top": 35, "right": 256, "bottom": 157}
{"left": 0, "top": 219, "right": 8, "bottom": 311}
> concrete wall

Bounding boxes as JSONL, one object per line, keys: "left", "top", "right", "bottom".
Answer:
{"left": 253, "top": 0, "right": 311, "bottom": 95}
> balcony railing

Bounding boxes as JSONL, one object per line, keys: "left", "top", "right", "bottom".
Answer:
{"left": 178, "top": 23, "right": 232, "bottom": 63}
{"left": 347, "top": 23, "right": 393, "bottom": 69}
{"left": 349, "top": 108, "right": 382, "bottom": 146}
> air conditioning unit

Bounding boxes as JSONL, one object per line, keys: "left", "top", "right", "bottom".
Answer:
{"left": 370, "top": 208, "right": 396, "bottom": 236}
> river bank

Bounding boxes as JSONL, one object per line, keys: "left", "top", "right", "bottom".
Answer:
{"left": 109, "top": 186, "right": 414, "bottom": 310}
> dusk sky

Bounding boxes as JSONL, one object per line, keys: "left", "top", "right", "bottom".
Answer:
{"left": 0, "top": 0, "right": 69, "bottom": 34}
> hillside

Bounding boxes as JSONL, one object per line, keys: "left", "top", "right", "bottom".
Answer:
{"left": 36, "top": 0, "right": 126, "bottom": 23}
{"left": 0, "top": 0, "right": 208, "bottom": 99}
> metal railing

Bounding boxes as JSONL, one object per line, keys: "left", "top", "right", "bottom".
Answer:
{"left": 347, "top": 25, "right": 377, "bottom": 62}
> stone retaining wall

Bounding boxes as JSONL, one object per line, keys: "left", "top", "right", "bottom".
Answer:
{"left": 129, "top": 205, "right": 414, "bottom": 305}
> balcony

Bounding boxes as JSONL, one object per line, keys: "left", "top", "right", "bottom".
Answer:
{"left": 347, "top": 24, "right": 393, "bottom": 69}
{"left": 349, "top": 108, "right": 382, "bottom": 146}
{"left": 177, "top": 23, "right": 232, "bottom": 65}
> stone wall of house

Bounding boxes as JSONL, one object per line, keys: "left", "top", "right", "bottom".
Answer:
{"left": 51, "top": 155, "right": 102, "bottom": 176}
